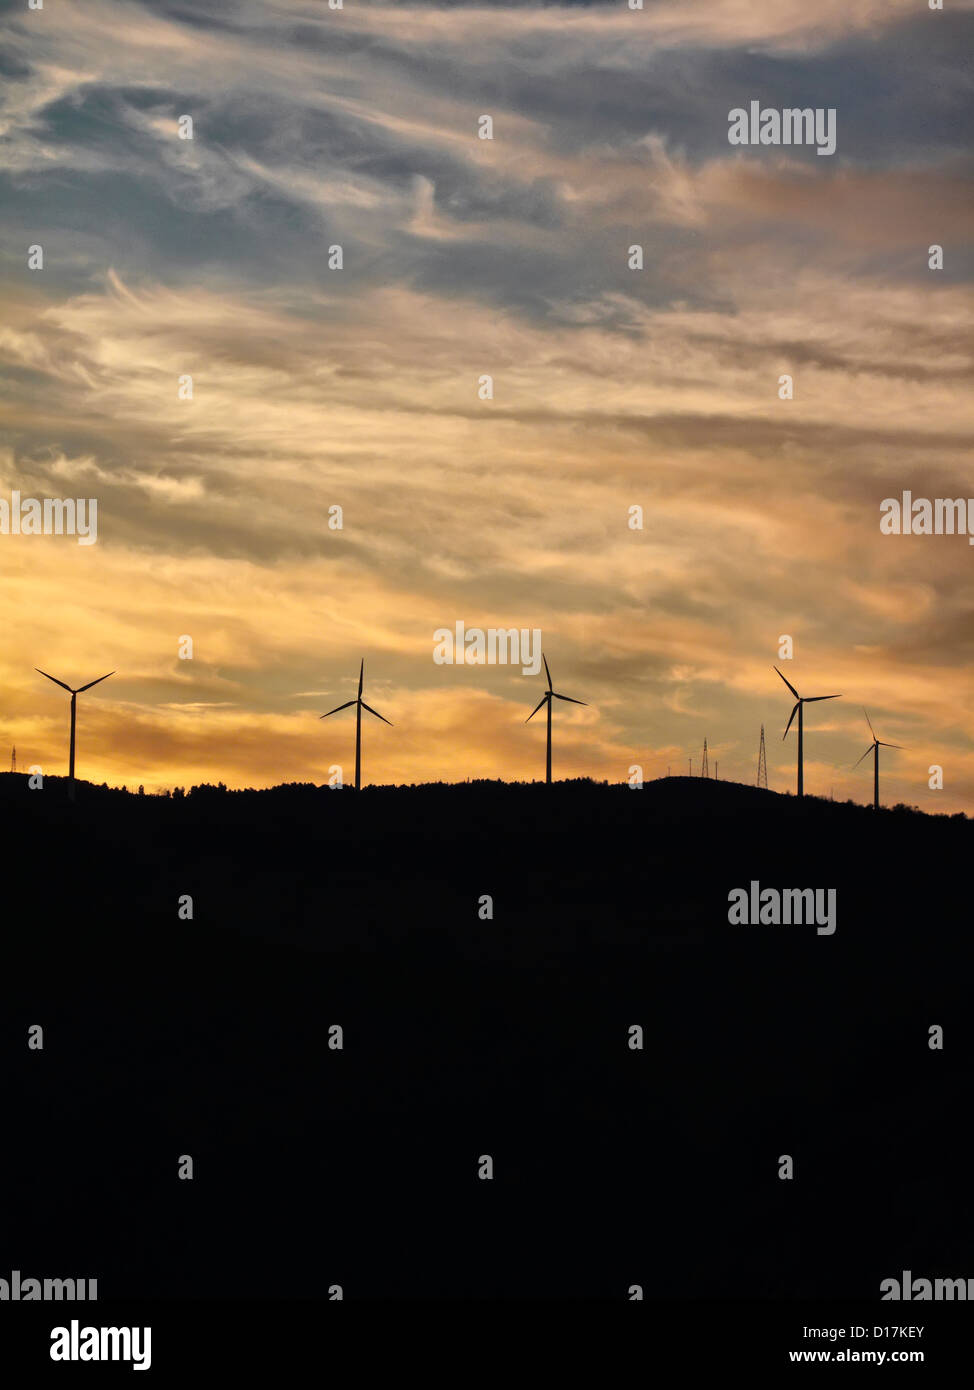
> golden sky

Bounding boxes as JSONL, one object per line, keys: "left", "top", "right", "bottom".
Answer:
{"left": 2, "top": 0, "right": 973, "bottom": 807}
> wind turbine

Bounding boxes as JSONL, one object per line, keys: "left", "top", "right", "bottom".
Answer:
{"left": 526, "top": 653, "right": 587, "bottom": 785}
{"left": 36, "top": 668, "right": 114, "bottom": 800}
{"left": 774, "top": 666, "right": 841, "bottom": 799}
{"left": 320, "top": 659, "right": 392, "bottom": 791}
{"left": 854, "top": 709, "right": 902, "bottom": 810}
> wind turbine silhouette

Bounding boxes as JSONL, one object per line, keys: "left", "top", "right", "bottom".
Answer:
{"left": 854, "top": 709, "right": 902, "bottom": 810}
{"left": 320, "top": 659, "right": 392, "bottom": 791}
{"left": 526, "top": 653, "right": 587, "bottom": 785}
{"left": 775, "top": 666, "right": 840, "bottom": 799}
{"left": 36, "top": 668, "right": 114, "bottom": 800}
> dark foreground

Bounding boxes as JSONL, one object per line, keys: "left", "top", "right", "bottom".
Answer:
{"left": 2, "top": 775, "right": 971, "bottom": 1299}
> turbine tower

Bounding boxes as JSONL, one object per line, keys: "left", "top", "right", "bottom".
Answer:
{"left": 525, "top": 653, "right": 587, "bottom": 785}
{"left": 757, "top": 724, "right": 768, "bottom": 789}
{"left": 320, "top": 659, "right": 392, "bottom": 791}
{"left": 775, "top": 666, "right": 841, "bottom": 799}
{"left": 854, "top": 709, "right": 902, "bottom": 811}
{"left": 36, "top": 668, "right": 114, "bottom": 800}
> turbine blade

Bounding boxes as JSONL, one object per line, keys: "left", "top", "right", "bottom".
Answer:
{"left": 358, "top": 659, "right": 364, "bottom": 697}
{"left": 543, "top": 652, "right": 552, "bottom": 692}
{"left": 804, "top": 694, "right": 841, "bottom": 702}
{"left": 76, "top": 671, "right": 115, "bottom": 693}
{"left": 319, "top": 700, "right": 357, "bottom": 718}
{"left": 35, "top": 668, "right": 72, "bottom": 693}
{"left": 853, "top": 747, "right": 873, "bottom": 768}
{"left": 782, "top": 701, "right": 799, "bottom": 739}
{"left": 878, "top": 741, "right": 903, "bottom": 749}
{"left": 525, "top": 695, "right": 548, "bottom": 723}
{"left": 552, "top": 693, "right": 587, "bottom": 705}
{"left": 774, "top": 665, "right": 800, "bottom": 700}
{"left": 863, "top": 707, "right": 876, "bottom": 741}
{"left": 361, "top": 700, "right": 393, "bottom": 726}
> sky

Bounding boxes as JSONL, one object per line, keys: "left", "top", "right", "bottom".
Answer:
{"left": 1, "top": 0, "right": 973, "bottom": 806}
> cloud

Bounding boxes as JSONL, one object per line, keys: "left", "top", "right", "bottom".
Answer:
{"left": 0, "top": 0, "right": 972, "bottom": 811}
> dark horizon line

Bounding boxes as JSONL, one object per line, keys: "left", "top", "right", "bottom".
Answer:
{"left": 0, "top": 768, "right": 956, "bottom": 819}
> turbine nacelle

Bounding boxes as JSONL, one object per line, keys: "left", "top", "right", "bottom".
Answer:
{"left": 525, "top": 652, "right": 587, "bottom": 722}
{"left": 36, "top": 668, "right": 115, "bottom": 695}
{"left": 774, "top": 667, "right": 840, "bottom": 739}
{"left": 854, "top": 708, "right": 903, "bottom": 767}
{"left": 320, "top": 659, "right": 393, "bottom": 726}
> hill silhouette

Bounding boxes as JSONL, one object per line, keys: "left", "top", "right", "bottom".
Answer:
{"left": 2, "top": 775, "right": 970, "bottom": 1298}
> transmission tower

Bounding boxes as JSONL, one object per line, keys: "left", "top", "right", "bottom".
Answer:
{"left": 10, "top": 746, "right": 16, "bottom": 773}
{"left": 701, "top": 739, "right": 709, "bottom": 778}
{"left": 757, "top": 725, "right": 768, "bottom": 789}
